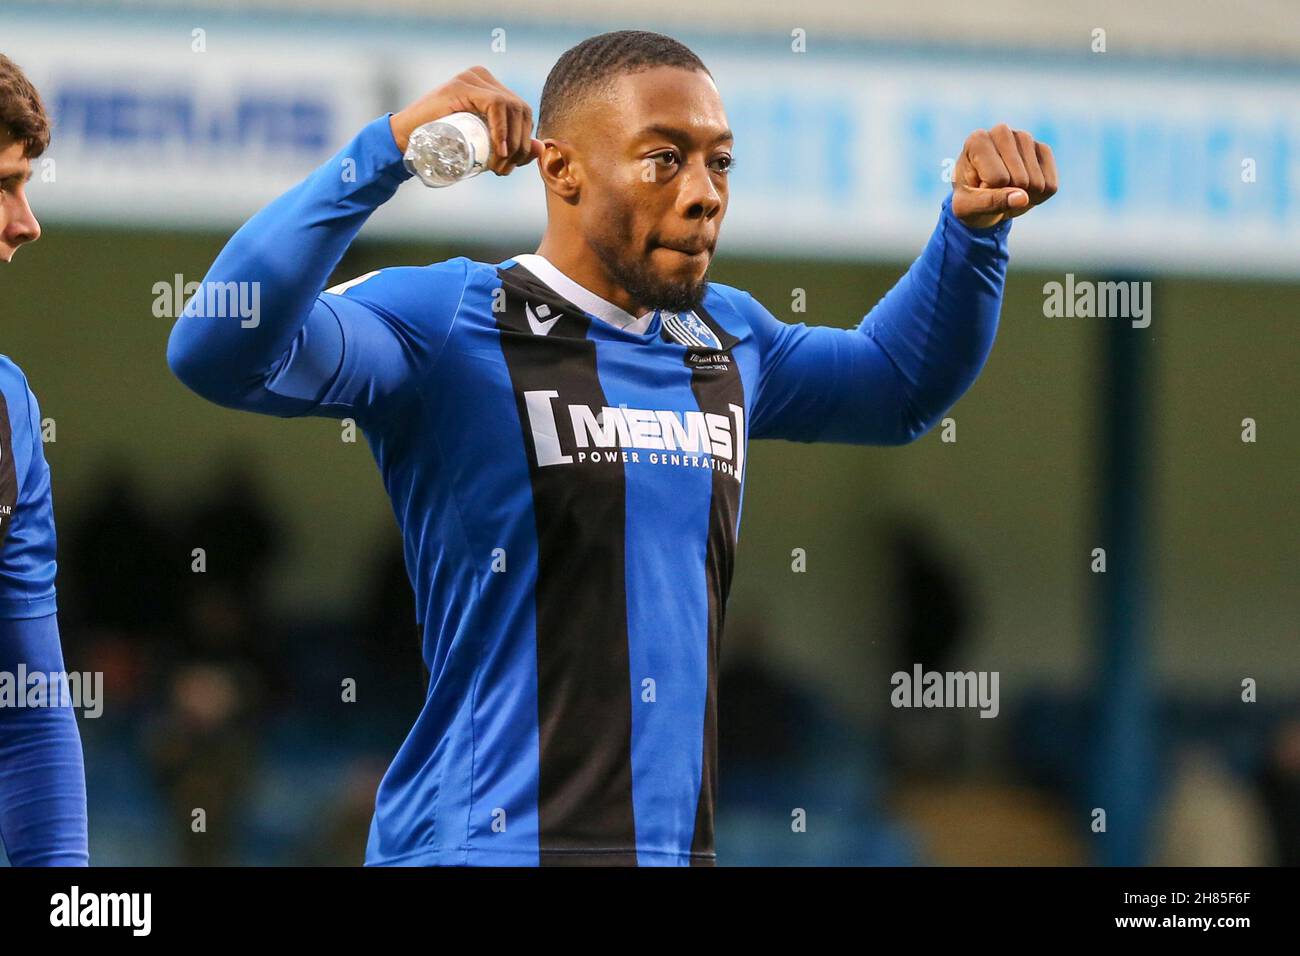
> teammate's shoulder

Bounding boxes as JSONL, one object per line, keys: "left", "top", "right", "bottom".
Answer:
{"left": 0, "top": 353, "right": 35, "bottom": 403}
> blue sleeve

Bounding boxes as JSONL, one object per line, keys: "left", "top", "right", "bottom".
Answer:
{"left": 0, "top": 363, "right": 57, "bottom": 618}
{"left": 0, "top": 613, "right": 89, "bottom": 866}
{"left": 746, "top": 194, "right": 1011, "bottom": 444}
{"left": 0, "top": 365, "right": 86, "bottom": 865}
{"left": 166, "top": 114, "right": 469, "bottom": 427}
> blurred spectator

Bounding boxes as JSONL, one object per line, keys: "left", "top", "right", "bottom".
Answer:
{"left": 717, "top": 612, "right": 916, "bottom": 864}
{"left": 65, "top": 459, "right": 183, "bottom": 634}
{"left": 1257, "top": 718, "right": 1300, "bottom": 866}
{"left": 180, "top": 453, "right": 280, "bottom": 599}
{"left": 719, "top": 611, "right": 816, "bottom": 772}
{"left": 1155, "top": 744, "right": 1272, "bottom": 866}
{"left": 878, "top": 517, "right": 976, "bottom": 778}
{"left": 300, "top": 757, "right": 387, "bottom": 865}
{"left": 146, "top": 663, "right": 259, "bottom": 866}
{"left": 882, "top": 517, "right": 973, "bottom": 675}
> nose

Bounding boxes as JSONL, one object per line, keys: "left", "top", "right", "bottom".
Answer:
{"left": 675, "top": 159, "right": 723, "bottom": 222}
{"left": 4, "top": 192, "right": 41, "bottom": 249}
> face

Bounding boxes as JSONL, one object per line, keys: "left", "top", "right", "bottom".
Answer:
{"left": 0, "top": 138, "right": 40, "bottom": 262}
{"left": 571, "top": 66, "right": 732, "bottom": 314}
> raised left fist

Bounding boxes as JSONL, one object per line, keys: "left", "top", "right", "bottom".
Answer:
{"left": 951, "top": 124, "right": 1058, "bottom": 229}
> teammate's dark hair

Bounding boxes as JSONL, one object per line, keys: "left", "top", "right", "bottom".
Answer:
{"left": 537, "top": 31, "right": 710, "bottom": 139}
{"left": 0, "top": 53, "right": 50, "bottom": 158}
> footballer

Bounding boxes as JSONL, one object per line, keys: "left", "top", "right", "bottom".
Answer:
{"left": 0, "top": 53, "right": 90, "bottom": 867}
{"left": 168, "top": 31, "right": 1056, "bottom": 865}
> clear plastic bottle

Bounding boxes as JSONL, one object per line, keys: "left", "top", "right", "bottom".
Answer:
{"left": 402, "top": 112, "right": 492, "bottom": 188}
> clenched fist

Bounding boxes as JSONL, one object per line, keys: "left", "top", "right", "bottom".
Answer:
{"left": 951, "top": 123, "right": 1058, "bottom": 229}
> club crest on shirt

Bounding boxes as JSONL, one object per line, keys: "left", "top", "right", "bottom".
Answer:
{"left": 662, "top": 311, "right": 723, "bottom": 350}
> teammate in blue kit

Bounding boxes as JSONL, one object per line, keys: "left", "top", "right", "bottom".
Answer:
{"left": 0, "top": 53, "right": 89, "bottom": 867}
{"left": 167, "top": 31, "right": 1057, "bottom": 865}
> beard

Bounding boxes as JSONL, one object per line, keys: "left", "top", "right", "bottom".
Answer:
{"left": 588, "top": 229, "right": 711, "bottom": 316}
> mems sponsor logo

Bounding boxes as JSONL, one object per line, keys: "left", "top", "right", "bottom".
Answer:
{"left": 524, "top": 391, "right": 746, "bottom": 483}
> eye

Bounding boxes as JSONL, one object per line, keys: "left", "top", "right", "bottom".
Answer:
{"left": 710, "top": 155, "right": 735, "bottom": 174}
{"left": 650, "top": 150, "right": 680, "bottom": 168}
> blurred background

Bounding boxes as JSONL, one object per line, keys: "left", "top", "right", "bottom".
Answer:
{"left": 1, "top": 0, "right": 1296, "bottom": 865}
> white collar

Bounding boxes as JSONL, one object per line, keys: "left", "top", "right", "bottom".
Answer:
{"left": 512, "top": 253, "right": 657, "bottom": 335}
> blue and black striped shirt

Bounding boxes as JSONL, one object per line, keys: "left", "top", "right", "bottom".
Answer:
{"left": 167, "top": 114, "right": 1011, "bottom": 865}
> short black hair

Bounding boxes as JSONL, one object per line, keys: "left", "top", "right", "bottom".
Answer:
{"left": 537, "top": 30, "right": 710, "bottom": 139}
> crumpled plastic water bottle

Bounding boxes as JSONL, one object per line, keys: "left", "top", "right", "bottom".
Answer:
{"left": 403, "top": 112, "right": 492, "bottom": 187}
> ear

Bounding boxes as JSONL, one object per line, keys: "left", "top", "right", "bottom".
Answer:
{"left": 536, "top": 139, "right": 580, "bottom": 200}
